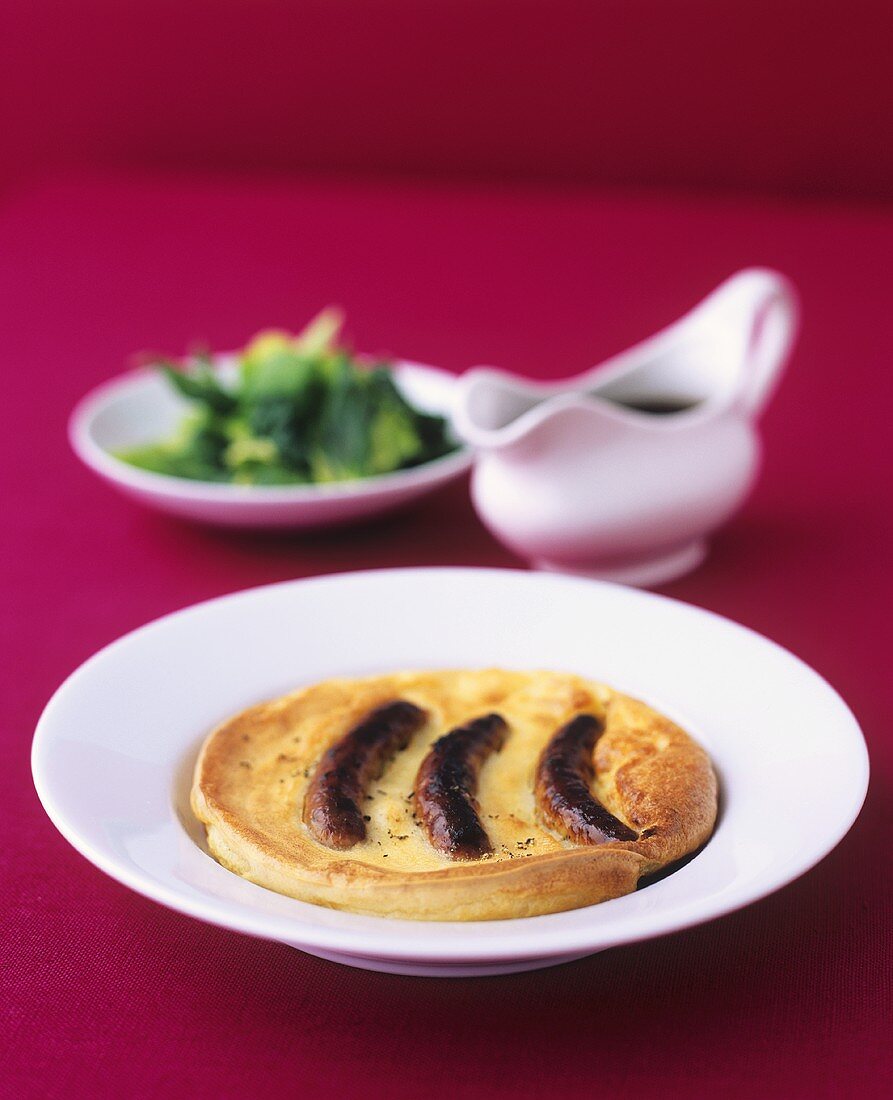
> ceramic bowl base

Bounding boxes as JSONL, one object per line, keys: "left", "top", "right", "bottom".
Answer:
{"left": 535, "top": 540, "right": 707, "bottom": 588}
{"left": 292, "top": 945, "right": 599, "bottom": 977}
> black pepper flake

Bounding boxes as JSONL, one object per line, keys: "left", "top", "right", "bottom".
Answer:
{"left": 363, "top": 815, "right": 371, "bottom": 822}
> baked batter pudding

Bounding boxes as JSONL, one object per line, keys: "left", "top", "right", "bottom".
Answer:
{"left": 191, "top": 670, "right": 717, "bottom": 920}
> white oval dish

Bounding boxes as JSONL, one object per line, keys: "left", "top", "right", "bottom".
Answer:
{"left": 32, "top": 568, "right": 868, "bottom": 977}
{"left": 69, "top": 359, "right": 472, "bottom": 528}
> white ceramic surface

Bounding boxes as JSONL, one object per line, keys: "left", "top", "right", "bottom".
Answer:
{"left": 453, "top": 269, "right": 799, "bottom": 586}
{"left": 70, "top": 359, "right": 472, "bottom": 528}
{"left": 32, "top": 568, "right": 867, "bottom": 977}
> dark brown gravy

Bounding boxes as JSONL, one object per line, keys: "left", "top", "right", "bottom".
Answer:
{"left": 612, "top": 397, "right": 700, "bottom": 415}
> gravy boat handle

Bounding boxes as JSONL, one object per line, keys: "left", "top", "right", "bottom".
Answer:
{"left": 710, "top": 267, "right": 799, "bottom": 416}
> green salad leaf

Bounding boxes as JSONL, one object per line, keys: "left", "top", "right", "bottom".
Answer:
{"left": 159, "top": 356, "right": 237, "bottom": 415}
{"left": 116, "top": 310, "right": 457, "bottom": 486}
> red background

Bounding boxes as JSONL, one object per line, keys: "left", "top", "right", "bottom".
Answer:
{"left": 3, "top": 0, "right": 893, "bottom": 200}
{"left": 2, "top": 4, "right": 892, "bottom": 1099}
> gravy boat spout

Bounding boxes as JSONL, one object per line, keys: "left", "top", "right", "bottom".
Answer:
{"left": 454, "top": 267, "right": 798, "bottom": 451}
{"left": 453, "top": 268, "right": 799, "bottom": 586}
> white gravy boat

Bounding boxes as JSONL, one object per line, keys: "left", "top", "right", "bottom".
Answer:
{"left": 453, "top": 268, "right": 798, "bottom": 586}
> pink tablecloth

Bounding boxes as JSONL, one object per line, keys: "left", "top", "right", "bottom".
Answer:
{"left": 2, "top": 175, "right": 890, "bottom": 1097}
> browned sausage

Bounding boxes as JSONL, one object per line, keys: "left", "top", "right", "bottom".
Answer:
{"left": 414, "top": 713, "right": 508, "bottom": 860}
{"left": 535, "top": 713, "right": 638, "bottom": 844}
{"left": 304, "top": 700, "right": 427, "bottom": 849}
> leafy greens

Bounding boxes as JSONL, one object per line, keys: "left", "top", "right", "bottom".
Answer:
{"left": 117, "top": 310, "right": 457, "bottom": 486}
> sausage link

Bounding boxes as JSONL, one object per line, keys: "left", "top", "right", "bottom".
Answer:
{"left": 304, "top": 700, "right": 427, "bottom": 849}
{"left": 535, "top": 713, "right": 638, "bottom": 844}
{"left": 414, "top": 713, "right": 508, "bottom": 860}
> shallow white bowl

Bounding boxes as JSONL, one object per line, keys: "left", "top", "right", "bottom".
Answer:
{"left": 69, "top": 359, "right": 472, "bottom": 528}
{"left": 32, "top": 568, "right": 868, "bottom": 977}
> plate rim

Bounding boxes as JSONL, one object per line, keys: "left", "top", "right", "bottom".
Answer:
{"left": 31, "top": 567, "right": 870, "bottom": 963}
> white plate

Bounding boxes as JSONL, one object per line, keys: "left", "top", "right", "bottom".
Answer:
{"left": 32, "top": 568, "right": 868, "bottom": 977}
{"left": 69, "top": 359, "right": 472, "bottom": 528}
